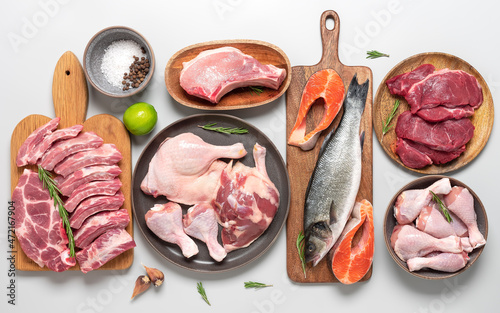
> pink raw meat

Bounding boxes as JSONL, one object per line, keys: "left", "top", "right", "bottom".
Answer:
{"left": 12, "top": 169, "right": 76, "bottom": 272}
{"left": 386, "top": 64, "right": 435, "bottom": 96}
{"left": 180, "top": 47, "right": 286, "bottom": 103}
{"left": 73, "top": 209, "right": 130, "bottom": 248}
{"left": 76, "top": 228, "right": 135, "bottom": 273}
{"left": 214, "top": 143, "right": 280, "bottom": 252}
{"left": 54, "top": 143, "right": 122, "bottom": 177}
{"left": 26, "top": 124, "right": 83, "bottom": 164}
{"left": 55, "top": 165, "right": 122, "bottom": 197}
{"left": 39, "top": 131, "right": 104, "bottom": 170}
{"left": 16, "top": 117, "right": 60, "bottom": 167}
{"left": 64, "top": 179, "right": 122, "bottom": 213}
{"left": 395, "top": 138, "right": 465, "bottom": 169}
{"left": 69, "top": 191, "right": 125, "bottom": 229}
{"left": 407, "top": 252, "right": 469, "bottom": 272}
{"left": 415, "top": 105, "right": 475, "bottom": 123}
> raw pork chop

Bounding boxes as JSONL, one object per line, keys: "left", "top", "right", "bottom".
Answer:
{"left": 54, "top": 143, "right": 122, "bottom": 177}
{"left": 69, "top": 191, "right": 125, "bottom": 229}
{"left": 214, "top": 143, "right": 280, "bottom": 252}
{"left": 39, "top": 131, "right": 104, "bottom": 170}
{"left": 395, "top": 138, "right": 466, "bottom": 169}
{"left": 395, "top": 111, "right": 474, "bottom": 152}
{"left": 180, "top": 47, "right": 287, "bottom": 103}
{"left": 183, "top": 203, "right": 227, "bottom": 262}
{"left": 145, "top": 202, "right": 199, "bottom": 258}
{"left": 415, "top": 105, "right": 475, "bottom": 123}
{"left": 64, "top": 179, "right": 122, "bottom": 213}
{"left": 141, "top": 132, "right": 246, "bottom": 205}
{"left": 16, "top": 117, "right": 60, "bottom": 166}
{"left": 12, "top": 169, "right": 76, "bottom": 272}
{"left": 76, "top": 228, "right": 135, "bottom": 273}
{"left": 386, "top": 64, "right": 435, "bottom": 96}
{"left": 407, "top": 252, "right": 469, "bottom": 272}
{"left": 55, "top": 165, "right": 122, "bottom": 196}
{"left": 26, "top": 124, "right": 83, "bottom": 164}
{"left": 73, "top": 209, "right": 130, "bottom": 248}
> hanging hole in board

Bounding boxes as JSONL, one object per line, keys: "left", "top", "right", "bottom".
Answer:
{"left": 65, "top": 70, "right": 70, "bottom": 75}
{"left": 325, "top": 16, "right": 335, "bottom": 30}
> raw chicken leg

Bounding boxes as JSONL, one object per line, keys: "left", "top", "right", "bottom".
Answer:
{"left": 407, "top": 252, "right": 469, "bottom": 272}
{"left": 444, "top": 187, "right": 486, "bottom": 248}
{"left": 141, "top": 133, "right": 247, "bottom": 205}
{"left": 183, "top": 203, "right": 227, "bottom": 262}
{"left": 391, "top": 225, "right": 462, "bottom": 261}
{"left": 145, "top": 202, "right": 198, "bottom": 258}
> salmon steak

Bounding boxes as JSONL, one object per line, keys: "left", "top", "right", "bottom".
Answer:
{"left": 288, "top": 69, "right": 345, "bottom": 150}
{"left": 330, "top": 199, "right": 374, "bottom": 284}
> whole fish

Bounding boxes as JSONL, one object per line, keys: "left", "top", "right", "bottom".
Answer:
{"left": 303, "top": 75, "right": 369, "bottom": 266}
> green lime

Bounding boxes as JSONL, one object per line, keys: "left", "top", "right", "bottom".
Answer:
{"left": 123, "top": 102, "right": 158, "bottom": 136}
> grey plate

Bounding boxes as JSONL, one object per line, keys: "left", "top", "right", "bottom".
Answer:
{"left": 132, "top": 114, "right": 290, "bottom": 272}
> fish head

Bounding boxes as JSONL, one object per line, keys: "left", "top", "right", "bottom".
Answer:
{"left": 304, "top": 221, "right": 334, "bottom": 266}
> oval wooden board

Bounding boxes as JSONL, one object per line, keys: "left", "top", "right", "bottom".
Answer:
{"left": 373, "top": 52, "right": 494, "bottom": 174}
{"left": 285, "top": 11, "right": 373, "bottom": 283}
{"left": 165, "top": 39, "right": 291, "bottom": 110}
{"left": 10, "top": 51, "right": 133, "bottom": 271}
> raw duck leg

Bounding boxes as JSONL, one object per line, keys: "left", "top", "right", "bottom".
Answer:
{"left": 141, "top": 132, "right": 246, "bottom": 205}
{"left": 407, "top": 252, "right": 469, "bottom": 272}
{"left": 391, "top": 225, "right": 462, "bottom": 261}
{"left": 331, "top": 199, "right": 374, "bottom": 284}
{"left": 16, "top": 117, "right": 60, "bottom": 166}
{"left": 288, "top": 69, "right": 345, "bottom": 150}
{"left": 145, "top": 202, "right": 198, "bottom": 258}
{"left": 444, "top": 186, "right": 486, "bottom": 248}
{"left": 183, "top": 203, "right": 227, "bottom": 262}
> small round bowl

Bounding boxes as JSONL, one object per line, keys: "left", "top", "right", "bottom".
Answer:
{"left": 384, "top": 175, "right": 488, "bottom": 280}
{"left": 83, "top": 26, "right": 155, "bottom": 98}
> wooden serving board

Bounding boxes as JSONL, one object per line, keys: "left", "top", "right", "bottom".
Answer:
{"left": 285, "top": 10, "right": 373, "bottom": 283}
{"left": 10, "top": 51, "right": 133, "bottom": 271}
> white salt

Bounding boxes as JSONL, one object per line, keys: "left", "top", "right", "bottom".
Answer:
{"left": 101, "top": 40, "right": 145, "bottom": 88}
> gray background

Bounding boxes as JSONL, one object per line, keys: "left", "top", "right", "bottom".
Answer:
{"left": 1, "top": 0, "right": 499, "bottom": 312}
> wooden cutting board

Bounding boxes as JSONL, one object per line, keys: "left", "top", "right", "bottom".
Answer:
{"left": 286, "top": 10, "right": 373, "bottom": 283}
{"left": 10, "top": 51, "right": 133, "bottom": 271}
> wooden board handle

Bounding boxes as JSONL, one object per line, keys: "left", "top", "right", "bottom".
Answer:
{"left": 319, "top": 10, "right": 341, "bottom": 67}
{"left": 52, "top": 51, "right": 88, "bottom": 128}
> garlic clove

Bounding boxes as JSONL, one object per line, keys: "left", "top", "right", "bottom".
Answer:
{"left": 143, "top": 264, "right": 164, "bottom": 287}
{"left": 131, "top": 275, "right": 151, "bottom": 300}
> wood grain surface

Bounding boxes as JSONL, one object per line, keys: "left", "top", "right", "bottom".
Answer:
{"left": 373, "top": 52, "right": 494, "bottom": 174}
{"left": 285, "top": 10, "right": 373, "bottom": 283}
{"left": 10, "top": 51, "right": 133, "bottom": 271}
{"left": 165, "top": 39, "right": 291, "bottom": 110}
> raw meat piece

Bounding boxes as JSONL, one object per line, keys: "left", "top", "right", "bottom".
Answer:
{"left": 395, "top": 111, "right": 474, "bottom": 152}
{"left": 16, "top": 117, "right": 60, "bottom": 167}
{"left": 64, "top": 179, "right": 122, "bottom": 213}
{"left": 141, "top": 132, "right": 246, "bottom": 205}
{"left": 288, "top": 69, "right": 345, "bottom": 150}
{"left": 407, "top": 252, "right": 469, "bottom": 272}
{"left": 394, "top": 177, "right": 452, "bottom": 225}
{"left": 54, "top": 144, "right": 122, "bottom": 177}
{"left": 12, "top": 169, "right": 76, "bottom": 272}
{"left": 39, "top": 131, "right": 104, "bottom": 170}
{"left": 416, "top": 204, "right": 458, "bottom": 238}
{"left": 449, "top": 211, "right": 469, "bottom": 237}
{"left": 405, "top": 69, "right": 483, "bottom": 113}
{"left": 214, "top": 143, "right": 280, "bottom": 252}
{"left": 415, "top": 105, "right": 475, "bottom": 123}
{"left": 183, "top": 203, "right": 227, "bottom": 262}
{"left": 395, "top": 138, "right": 466, "bottom": 169}
{"left": 386, "top": 64, "right": 435, "bottom": 96}
{"left": 145, "top": 202, "right": 199, "bottom": 258}
{"left": 69, "top": 192, "right": 125, "bottom": 229}
{"left": 73, "top": 209, "right": 130, "bottom": 248}
{"left": 55, "top": 165, "right": 122, "bottom": 197}
{"left": 444, "top": 187, "right": 486, "bottom": 248}
{"left": 180, "top": 47, "right": 286, "bottom": 103}
{"left": 76, "top": 228, "right": 135, "bottom": 273}
{"left": 26, "top": 125, "right": 83, "bottom": 164}
{"left": 390, "top": 225, "right": 462, "bottom": 261}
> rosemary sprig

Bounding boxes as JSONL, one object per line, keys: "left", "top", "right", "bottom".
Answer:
{"left": 296, "top": 231, "right": 307, "bottom": 278}
{"left": 382, "top": 99, "right": 400, "bottom": 136}
{"left": 37, "top": 165, "right": 75, "bottom": 257}
{"left": 199, "top": 123, "right": 249, "bottom": 135}
{"left": 248, "top": 86, "right": 264, "bottom": 95}
{"left": 430, "top": 191, "right": 453, "bottom": 223}
{"left": 244, "top": 281, "right": 273, "bottom": 289}
{"left": 366, "top": 50, "right": 390, "bottom": 59}
{"left": 197, "top": 282, "right": 211, "bottom": 306}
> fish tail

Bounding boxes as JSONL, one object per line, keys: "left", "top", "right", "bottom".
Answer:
{"left": 345, "top": 74, "right": 369, "bottom": 113}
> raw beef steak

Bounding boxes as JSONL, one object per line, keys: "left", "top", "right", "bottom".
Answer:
{"left": 395, "top": 138, "right": 466, "bottom": 169}
{"left": 415, "top": 105, "right": 475, "bottom": 123}
{"left": 386, "top": 64, "right": 435, "bottom": 96}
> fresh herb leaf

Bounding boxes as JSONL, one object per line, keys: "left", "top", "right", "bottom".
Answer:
{"left": 244, "top": 281, "right": 273, "bottom": 289}
{"left": 430, "top": 191, "right": 453, "bottom": 223}
{"left": 296, "top": 231, "right": 307, "bottom": 278}
{"left": 199, "top": 123, "right": 249, "bottom": 135}
{"left": 197, "top": 282, "right": 211, "bottom": 306}
{"left": 248, "top": 86, "right": 264, "bottom": 95}
{"left": 382, "top": 99, "right": 400, "bottom": 137}
{"left": 37, "top": 165, "right": 75, "bottom": 257}
{"left": 366, "top": 50, "right": 390, "bottom": 59}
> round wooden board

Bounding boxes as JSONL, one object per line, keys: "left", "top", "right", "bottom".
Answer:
{"left": 373, "top": 52, "right": 494, "bottom": 174}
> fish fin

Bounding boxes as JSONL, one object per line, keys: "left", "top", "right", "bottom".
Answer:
{"left": 329, "top": 199, "right": 337, "bottom": 225}
{"left": 360, "top": 131, "right": 365, "bottom": 152}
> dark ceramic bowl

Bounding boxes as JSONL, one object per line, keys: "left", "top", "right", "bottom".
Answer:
{"left": 384, "top": 175, "right": 488, "bottom": 279}
{"left": 83, "top": 26, "right": 155, "bottom": 98}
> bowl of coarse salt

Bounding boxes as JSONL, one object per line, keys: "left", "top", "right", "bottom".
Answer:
{"left": 84, "top": 26, "right": 155, "bottom": 98}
